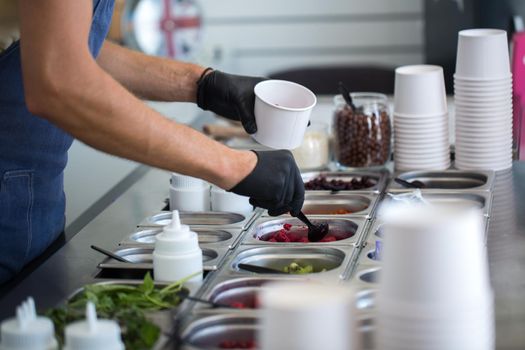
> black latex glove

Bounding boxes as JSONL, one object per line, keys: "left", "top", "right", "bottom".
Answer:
{"left": 229, "top": 150, "right": 305, "bottom": 216}
{"left": 196, "top": 70, "right": 266, "bottom": 134}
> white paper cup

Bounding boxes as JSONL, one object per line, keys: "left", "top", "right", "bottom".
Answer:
{"left": 456, "top": 121, "right": 512, "bottom": 131}
{"left": 253, "top": 80, "right": 316, "bottom": 149}
{"left": 395, "top": 154, "right": 450, "bottom": 162}
{"left": 454, "top": 85, "right": 512, "bottom": 93}
{"left": 455, "top": 91, "right": 511, "bottom": 98}
{"left": 394, "top": 113, "right": 447, "bottom": 122}
{"left": 455, "top": 28, "right": 510, "bottom": 80}
{"left": 394, "top": 124, "right": 448, "bottom": 132}
{"left": 456, "top": 148, "right": 513, "bottom": 159}
{"left": 210, "top": 186, "right": 252, "bottom": 213}
{"left": 377, "top": 207, "right": 490, "bottom": 305}
{"left": 456, "top": 153, "right": 513, "bottom": 162}
{"left": 455, "top": 130, "right": 512, "bottom": 139}
{"left": 395, "top": 149, "right": 450, "bottom": 159}
{"left": 259, "top": 282, "right": 355, "bottom": 350}
{"left": 394, "top": 133, "right": 449, "bottom": 147}
{"left": 454, "top": 76, "right": 512, "bottom": 86}
{"left": 457, "top": 143, "right": 513, "bottom": 152}
{"left": 395, "top": 148, "right": 450, "bottom": 156}
{"left": 455, "top": 105, "right": 512, "bottom": 112}
{"left": 454, "top": 93, "right": 512, "bottom": 103}
{"left": 395, "top": 161, "right": 451, "bottom": 171}
{"left": 455, "top": 160, "right": 512, "bottom": 172}
{"left": 394, "top": 65, "right": 447, "bottom": 116}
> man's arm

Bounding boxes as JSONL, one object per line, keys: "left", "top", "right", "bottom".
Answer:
{"left": 18, "top": 0, "right": 256, "bottom": 190}
{"left": 96, "top": 40, "right": 201, "bottom": 102}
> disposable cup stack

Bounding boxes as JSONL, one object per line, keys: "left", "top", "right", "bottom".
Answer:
{"left": 393, "top": 65, "right": 450, "bottom": 170}
{"left": 376, "top": 206, "right": 494, "bottom": 350}
{"left": 454, "top": 28, "right": 513, "bottom": 171}
{"left": 259, "top": 282, "right": 356, "bottom": 350}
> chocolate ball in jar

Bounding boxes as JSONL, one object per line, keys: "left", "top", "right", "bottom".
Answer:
{"left": 333, "top": 93, "right": 391, "bottom": 168}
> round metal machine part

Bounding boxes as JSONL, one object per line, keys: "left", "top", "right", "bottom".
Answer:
{"left": 122, "top": 0, "right": 202, "bottom": 59}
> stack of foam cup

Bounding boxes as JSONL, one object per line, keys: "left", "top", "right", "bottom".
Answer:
{"left": 454, "top": 28, "right": 513, "bottom": 171}
{"left": 393, "top": 65, "right": 450, "bottom": 170}
{"left": 259, "top": 282, "right": 356, "bottom": 350}
{"left": 169, "top": 172, "right": 210, "bottom": 212}
{"left": 376, "top": 205, "right": 494, "bottom": 350}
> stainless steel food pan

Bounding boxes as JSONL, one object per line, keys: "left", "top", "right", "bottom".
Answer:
{"left": 218, "top": 246, "right": 355, "bottom": 281}
{"left": 97, "top": 246, "right": 228, "bottom": 271}
{"left": 119, "top": 227, "right": 241, "bottom": 249}
{"left": 193, "top": 276, "right": 299, "bottom": 313}
{"left": 137, "top": 211, "right": 255, "bottom": 229}
{"left": 379, "top": 191, "right": 492, "bottom": 218}
{"left": 302, "top": 170, "right": 389, "bottom": 194}
{"left": 180, "top": 314, "right": 258, "bottom": 350}
{"left": 179, "top": 312, "right": 374, "bottom": 350}
{"left": 242, "top": 217, "right": 366, "bottom": 246}
{"left": 262, "top": 193, "right": 379, "bottom": 218}
{"left": 388, "top": 170, "right": 495, "bottom": 192}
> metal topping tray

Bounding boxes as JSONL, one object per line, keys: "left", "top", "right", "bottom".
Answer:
{"left": 179, "top": 312, "right": 374, "bottom": 350}
{"left": 97, "top": 245, "right": 229, "bottom": 271}
{"left": 192, "top": 276, "right": 300, "bottom": 313}
{"left": 302, "top": 170, "right": 389, "bottom": 194}
{"left": 388, "top": 170, "right": 495, "bottom": 192}
{"left": 241, "top": 217, "right": 367, "bottom": 246}
{"left": 217, "top": 246, "right": 356, "bottom": 281}
{"left": 180, "top": 313, "right": 259, "bottom": 350}
{"left": 379, "top": 191, "right": 492, "bottom": 218}
{"left": 119, "top": 227, "right": 242, "bottom": 249}
{"left": 137, "top": 211, "right": 257, "bottom": 230}
{"left": 262, "top": 193, "right": 379, "bottom": 218}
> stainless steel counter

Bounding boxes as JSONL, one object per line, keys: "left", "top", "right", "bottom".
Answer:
{"left": 1, "top": 163, "right": 525, "bottom": 349}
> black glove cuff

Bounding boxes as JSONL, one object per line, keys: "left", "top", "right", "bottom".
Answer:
{"left": 196, "top": 68, "right": 216, "bottom": 110}
{"left": 228, "top": 150, "right": 261, "bottom": 196}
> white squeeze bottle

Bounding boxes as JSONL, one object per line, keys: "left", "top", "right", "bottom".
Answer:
{"left": 153, "top": 210, "right": 203, "bottom": 283}
{"left": 0, "top": 297, "right": 58, "bottom": 350}
{"left": 63, "top": 302, "right": 124, "bottom": 350}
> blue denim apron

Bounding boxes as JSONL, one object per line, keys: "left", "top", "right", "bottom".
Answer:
{"left": 0, "top": 0, "right": 115, "bottom": 283}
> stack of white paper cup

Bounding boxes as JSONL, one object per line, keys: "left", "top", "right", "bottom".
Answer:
{"left": 454, "top": 29, "right": 513, "bottom": 171}
{"left": 259, "top": 282, "right": 356, "bottom": 350}
{"left": 376, "top": 206, "right": 494, "bottom": 350}
{"left": 169, "top": 173, "right": 210, "bottom": 212}
{"left": 393, "top": 65, "right": 450, "bottom": 170}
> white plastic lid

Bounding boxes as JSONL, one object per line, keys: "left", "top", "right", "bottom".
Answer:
{"left": 170, "top": 172, "right": 207, "bottom": 189}
{"left": 63, "top": 302, "right": 124, "bottom": 350}
{"left": 0, "top": 297, "right": 57, "bottom": 350}
{"left": 155, "top": 210, "right": 200, "bottom": 254}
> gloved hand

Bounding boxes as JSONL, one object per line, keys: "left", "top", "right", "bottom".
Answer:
{"left": 229, "top": 150, "right": 304, "bottom": 216}
{"left": 196, "top": 69, "right": 266, "bottom": 134}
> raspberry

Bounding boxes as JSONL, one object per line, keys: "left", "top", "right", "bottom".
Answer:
{"left": 230, "top": 302, "right": 246, "bottom": 309}
{"left": 219, "top": 340, "right": 235, "bottom": 348}
{"left": 320, "top": 235, "right": 337, "bottom": 242}
{"left": 283, "top": 223, "right": 292, "bottom": 231}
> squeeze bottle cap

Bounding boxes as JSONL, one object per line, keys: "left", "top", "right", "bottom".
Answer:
{"left": 63, "top": 302, "right": 124, "bottom": 350}
{"left": 0, "top": 297, "right": 58, "bottom": 350}
{"left": 155, "top": 210, "right": 199, "bottom": 254}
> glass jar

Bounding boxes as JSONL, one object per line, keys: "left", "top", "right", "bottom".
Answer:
{"left": 333, "top": 93, "right": 392, "bottom": 168}
{"left": 291, "top": 122, "right": 330, "bottom": 171}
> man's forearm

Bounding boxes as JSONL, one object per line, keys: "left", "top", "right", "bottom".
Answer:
{"left": 19, "top": 0, "right": 255, "bottom": 189}
{"left": 31, "top": 57, "right": 254, "bottom": 189}
{"left": 96, "top": 40, "right": 205, "bottom": 102}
